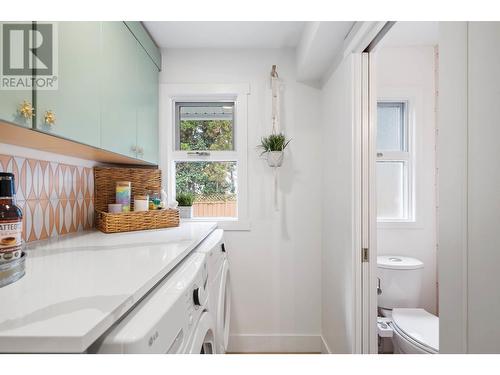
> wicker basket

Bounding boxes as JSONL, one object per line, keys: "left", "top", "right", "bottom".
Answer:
{"left": 94, "top": 167, "right": 179, "bottom": 233}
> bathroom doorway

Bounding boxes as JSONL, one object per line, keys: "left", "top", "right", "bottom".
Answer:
{"left": 361, "top": 22, "right": 440, "bottom": 354}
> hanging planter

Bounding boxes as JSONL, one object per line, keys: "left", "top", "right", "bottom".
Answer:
{"left": 258, "top": 133, "right": 291, "bottom": 168}
{"left": 266, "top": 151, "right": 284, "bottom": 167}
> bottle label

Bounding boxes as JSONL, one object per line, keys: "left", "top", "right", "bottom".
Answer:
{"left": 0, "top": 220, "right": 23, "bottom": 251}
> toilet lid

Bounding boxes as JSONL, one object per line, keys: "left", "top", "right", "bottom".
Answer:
{"left": 392, "top": 308, "right": 439, "bottom": 352}
{"left": 377, "top": 255, "right": 424, "bottom": 270}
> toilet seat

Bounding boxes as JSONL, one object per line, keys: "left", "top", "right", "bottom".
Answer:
{"left": 391, "top": 308, "right": 439, "bottom": 354}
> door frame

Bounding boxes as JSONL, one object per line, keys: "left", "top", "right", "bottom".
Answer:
{"left": 346, "top": 21, "right": 394, "bottom": 354}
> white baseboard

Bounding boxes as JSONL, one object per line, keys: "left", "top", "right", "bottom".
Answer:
{"left": 227, "top": 334, "right": 322, "bottom": 353}
{"left": 321, "top": 336, "right": 332, "bottom": 354}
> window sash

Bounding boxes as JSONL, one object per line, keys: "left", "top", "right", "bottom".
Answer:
{"left": 174, "top": 101, "right": 236, "bottom": 152}
{"left": 174, "top": 160, "right": 239, "bottom": 219}
{"left": 171, "top": 150, "right": 238, "bottom": 162}
{"left": 376, "top": 160, "right": 411, "bottom": 222}
{"left": 377, "top": 100, "right": 408, "bottom": 152}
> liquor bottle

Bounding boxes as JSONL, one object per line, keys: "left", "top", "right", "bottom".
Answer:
{"left": 0, "top": 173, "right": 23, "bottom": 263}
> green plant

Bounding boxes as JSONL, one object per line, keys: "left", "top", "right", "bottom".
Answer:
{"left": 258, "top": 133, "right": 291, "bottom": 155}
{"left": 176, "top": 192, "right": 195, "bottom": 206}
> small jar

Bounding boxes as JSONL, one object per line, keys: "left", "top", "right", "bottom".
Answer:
{"left": 116, "top": 181, "right": 131, "bottom": 212}
{"left": 148, "top": 190, "right": 161, "bottom": 210}
{"left": 134, "top": 195, "right": 149, "bottom": 212}
{"left": 108, "top": 203, "right": 122, "bottom": 213}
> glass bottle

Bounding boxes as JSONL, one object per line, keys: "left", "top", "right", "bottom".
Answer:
{"left": 0, "top": 173, "right": 23, "bottom": 263}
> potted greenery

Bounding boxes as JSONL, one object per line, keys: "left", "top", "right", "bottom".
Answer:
{"left": 176, "top": 192, "right": 195, "bottom": 219}
{"left": 258, "top": 133, "right": 291, "bottom": 167}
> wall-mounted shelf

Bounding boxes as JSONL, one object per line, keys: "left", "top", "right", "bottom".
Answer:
{"left": 0, "top": 120, "right": 157, "bottom": 167}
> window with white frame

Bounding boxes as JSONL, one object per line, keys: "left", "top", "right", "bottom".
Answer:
{"left": 162, "top": 84, "right": 249, "bottom": 229}
{"left": 376, "top": 100, "right": 414, "bottom": 222}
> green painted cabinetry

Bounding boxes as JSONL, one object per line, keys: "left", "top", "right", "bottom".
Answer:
{"left": 100, "top": 22, "right": 140, "bottom": 158}
{"left": 136, "top": 44, "right": 159, "bottom": 164}
{"left": 36, "top": 22, "right": 101, "bottom": 147}
{"left": 100, "top": 22, "right": 160, "bottom": 163}
{"left": 0, "top": 21, "right": 160, "bottom": 164}
{"left": 0, "top": 22, "right": 34, "bottom": 128}
{"left": 124, "top": 22, "right": 161, "bottom": 70}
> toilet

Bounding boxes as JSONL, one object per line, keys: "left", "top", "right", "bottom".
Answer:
{"left": 377, "top": 255, "right": 439, "bottom": 354}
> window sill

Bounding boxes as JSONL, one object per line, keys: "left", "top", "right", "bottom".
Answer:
{"left": 180, "top": 218, "right": 251, "bottom": 231}
{"left": 377, "top": 221, "right": 424, "bottom": 230}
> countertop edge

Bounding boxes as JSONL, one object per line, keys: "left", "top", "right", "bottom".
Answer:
{"left": 0, "top": 222, "right": 217, "bottom": 353}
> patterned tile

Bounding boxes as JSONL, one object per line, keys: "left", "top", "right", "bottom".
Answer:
{"left": 0, "top": 153, "right": 94, "bottom": 243}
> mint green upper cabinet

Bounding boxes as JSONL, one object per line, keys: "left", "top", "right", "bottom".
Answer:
{"left": 100, "top": 22, "right": 139, "bottom": 158}
{"left": 136, "top": 46, "right": 159, "bottom": 164}
{"left": 124, "top": 22, "right": 161, "bottom": 70}
{"left": 0, "top": 22, "right": 33, "bottom": 128}
{"left": 0, "top": 87, "right": 32, "bottom": 128}
{"left": 0, "top": 21, "right": 160, "bottom": 164}
{"left": 36, "top": 22, "right": 101, "bottom": 146}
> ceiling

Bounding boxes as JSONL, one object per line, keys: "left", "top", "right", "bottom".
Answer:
{"left": 143, "top": 21, "right": 306, "bottom": 49}
{"left": 380, "top": 21, "right": 439, "bottom": 47}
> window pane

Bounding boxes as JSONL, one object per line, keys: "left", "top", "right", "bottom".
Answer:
{"left": 377, "top": 161, "right": 408, "bottom": 220}
{"left": 377, "top": 102, "right": 406, "bottom": 151}
{"left": 176, "top": 102, "right": 234, "bottom": 151}
{"left": 175, "top": 161, "right": 237, "bottom": 218}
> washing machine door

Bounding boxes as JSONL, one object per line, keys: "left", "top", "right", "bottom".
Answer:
{"left": 186, "top": 312, "right": 216, "bottom": 354}
{"left": 217, "top": 259, "right": 231, "bottom": 353}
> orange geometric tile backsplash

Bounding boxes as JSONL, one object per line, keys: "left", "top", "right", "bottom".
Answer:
{"left": 0, "top": 154, "right": 94, "bottom": 242}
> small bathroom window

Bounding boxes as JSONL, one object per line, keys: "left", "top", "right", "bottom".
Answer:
{"left": 376, "top": 100, "right": 414, "bottom": 222}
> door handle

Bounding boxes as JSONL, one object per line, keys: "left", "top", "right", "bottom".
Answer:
{"left": 44, "top": 110, "right": 56, "bottom": 126}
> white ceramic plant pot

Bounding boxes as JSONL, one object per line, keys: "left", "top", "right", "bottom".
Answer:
{"left": 178, "top": 205, "right": 193, "bottom": 219}
{"left": 266, "top": 151, "right": 284, "bottom": 167}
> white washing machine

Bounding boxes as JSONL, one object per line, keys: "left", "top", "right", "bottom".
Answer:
{"left": 91, "top": 251, "right": 214, "bottom": 354}
{"left": 194, "top": 229, "right": 231, "bottom": 353}
{"left": 184, "top": 309, "right": 217, "bottom": 354}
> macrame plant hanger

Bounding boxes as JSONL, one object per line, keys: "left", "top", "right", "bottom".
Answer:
{"left": 271, "top": 65, "right": 280, "bottom": 211}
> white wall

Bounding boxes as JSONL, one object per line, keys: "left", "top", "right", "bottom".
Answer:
{"left": 466, "top": 22, "right": 500, "bottom": 354}
{"left": 375, "top": 46, "right": 438, "bottom": 314}
{"left": 320, "top": 55, "right": 357, "bottom": 354}
{"left": 439, "top": 22, "right": 500, "bottom": 354}
{"left": 159, "top": 48, "right": 323, "bottom": 352}
{"left": 437, "top": 22, "right": 468, "bottom": 354}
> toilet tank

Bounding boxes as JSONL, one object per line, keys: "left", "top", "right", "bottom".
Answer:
{"left": 377, "top": 255, "right": 424, "bottom": 310}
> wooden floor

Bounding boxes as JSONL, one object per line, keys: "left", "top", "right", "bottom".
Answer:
{"left": 226, "top": 352, "right": 322, "bottom": 354}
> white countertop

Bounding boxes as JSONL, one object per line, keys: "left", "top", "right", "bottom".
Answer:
{"left": 0, "top": 222, "right": 216, "bottom": 353}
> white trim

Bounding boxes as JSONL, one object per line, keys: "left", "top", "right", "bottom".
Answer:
{"left": 321, "top": 22, "right": 388, "bottom": 88}
{"left": 367, "top": 51, "right": 380, "bottom": 355}
{"left": 227, "top": 334, "right": 322, "bottom": 353}
{"left": 321, "top": 336, "right": 332, "bottom": 354}
{"left": 353, "top": 52, "right": 363, "bottom": 354}
{"left": 343, "top": 22, "right": 388, "bottom": 57}
{"left": 159, "top": 83, "right": 250, "bottom": 231}
{"left": 0, "top": 142, "right": 99, "bottom": 168}
{"left": 360, "top": 51, "right": 379, "bottom": 354}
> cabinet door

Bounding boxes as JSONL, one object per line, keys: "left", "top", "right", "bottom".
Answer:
{"left": 0, "top": 22, "right": 34, "bottom": 128}
{"left": 136, "top": 46, "right": 159, "bottom": 164}
{"left": 100, "top": 22, "right": 138, "bottom": 158}
{"left": 36, "top": 22, "right": 101, "bottom": 146}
